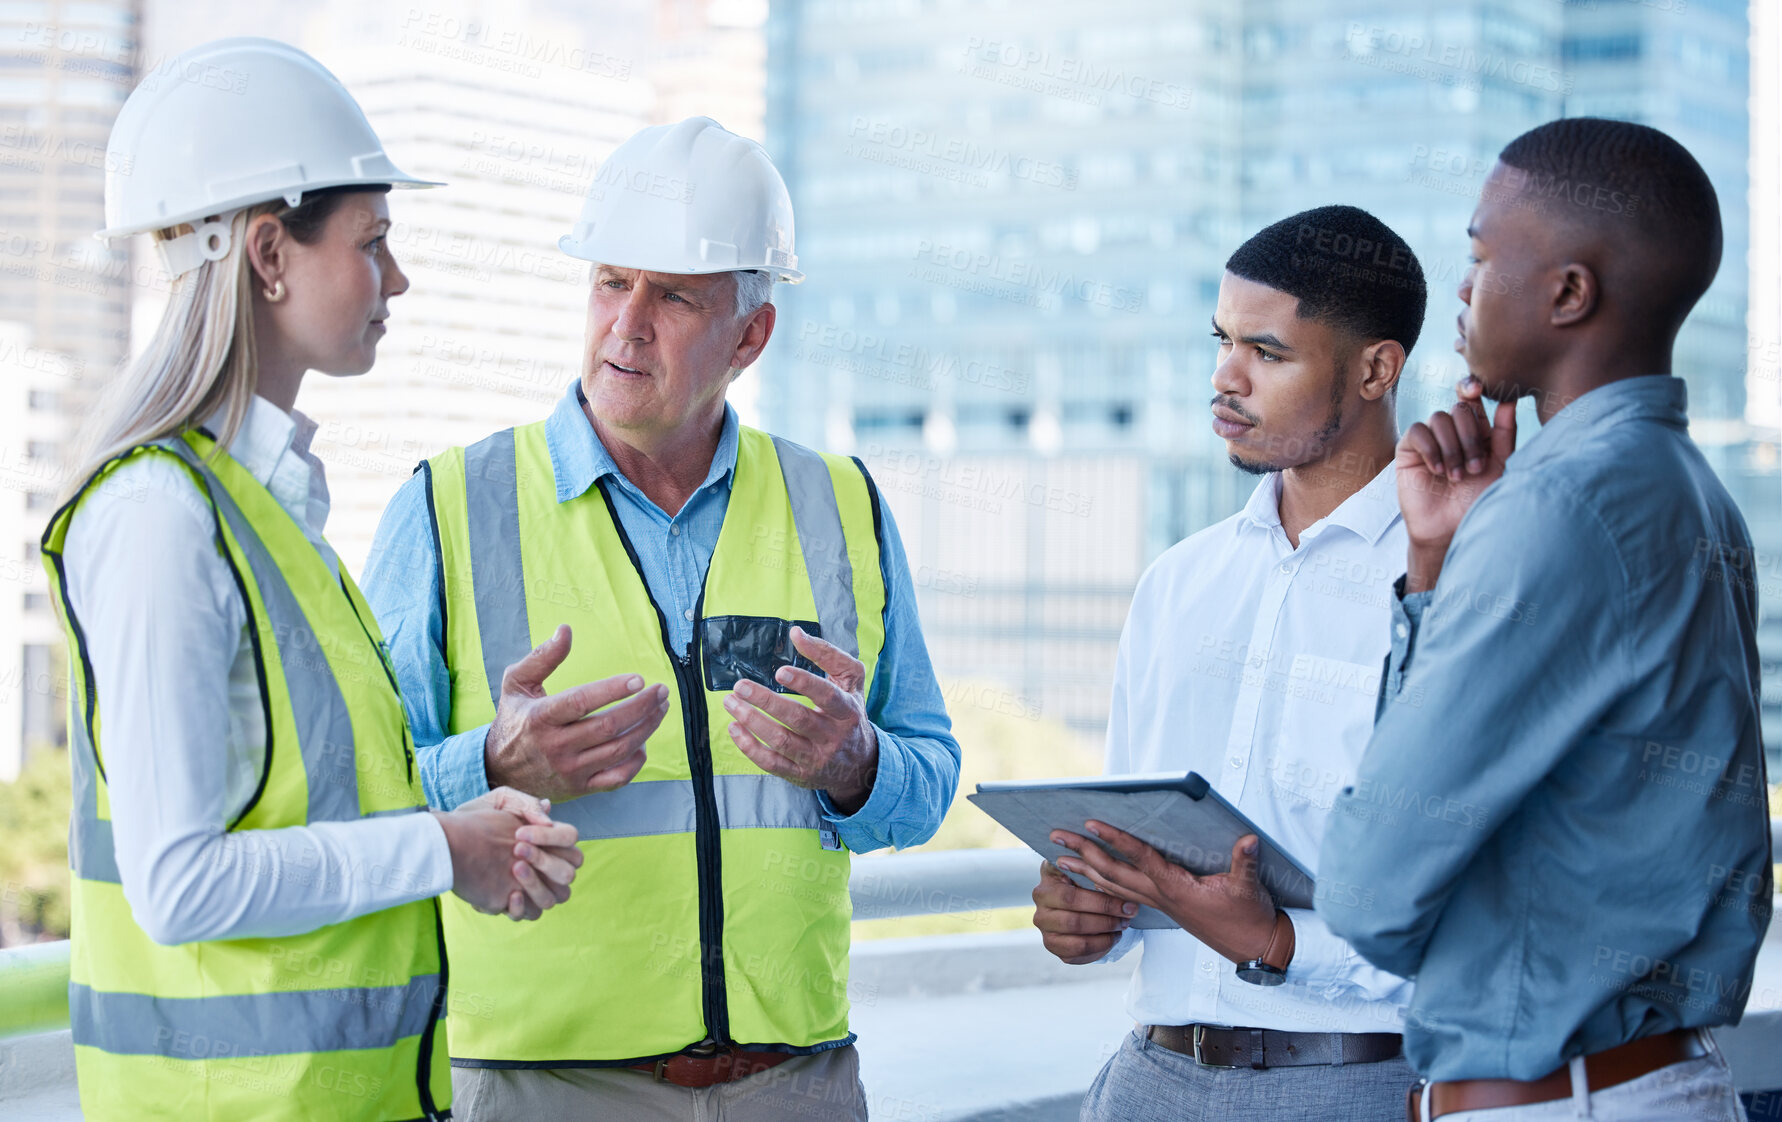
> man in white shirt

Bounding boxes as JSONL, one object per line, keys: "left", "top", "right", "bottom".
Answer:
{"left": 1032, "top": 205, "right": 1427, "bottom": 1121}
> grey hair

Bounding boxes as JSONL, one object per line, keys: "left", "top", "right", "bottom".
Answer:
{"left": 584, "top": 263, "right": 774, "bottom": 318}
{"left": 734, "top": 269, "right": 774, "bottom": 317}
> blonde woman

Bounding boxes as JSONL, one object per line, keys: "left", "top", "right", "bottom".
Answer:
{"left": 40, "top": 38, "right": 580, "bottom": 1121}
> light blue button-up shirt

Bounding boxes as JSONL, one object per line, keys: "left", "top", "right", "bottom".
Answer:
{"left": 1318, "top": 375, "right": 1773, "bottom": 1081}
{"left": 361, "top": 382, "right": 961, "bottom": 853}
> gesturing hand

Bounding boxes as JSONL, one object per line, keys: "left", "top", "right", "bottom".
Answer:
{"left": 723, "top": 626, "right": 879, "bottom": 813}
{"left": 1053, "top": 821, "right": 1282, "bottom": 966}
{"left": 1397, "top": 376, "right": 1519, "bottom": 592}
{"left": 485, "top": 624, "right": 669, "bottom": 802}
{"left": 1032, "top": 858, "right": 1135, "bottom": 965}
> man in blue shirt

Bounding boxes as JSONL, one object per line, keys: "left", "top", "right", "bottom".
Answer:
{"left": 1319, "top": 119, "right": 1771, "bottom": 1122}
{"left": 364, "top": 118, "right": 959, "bottom": 1121}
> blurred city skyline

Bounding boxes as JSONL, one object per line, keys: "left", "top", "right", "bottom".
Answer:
{"left": 2, "top": 0, "right": 1778, "bottom": 777}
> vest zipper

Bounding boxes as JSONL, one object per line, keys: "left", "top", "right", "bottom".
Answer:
{"left": 675, "top": 585, "right": 729, "bottom": 1045}
{"left": 595, "top": 482, "right": 730, "bottom": 1047}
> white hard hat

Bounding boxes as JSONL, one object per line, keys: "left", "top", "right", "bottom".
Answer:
{"left": 559, "top": 116, "right": 803, "bottom": 284}
{"left": 99, "top": 37, "right": 440, "bottom": 276}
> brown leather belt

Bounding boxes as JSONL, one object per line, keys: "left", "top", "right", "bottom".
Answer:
{"left": 1407, "top": 1029, "right": 1707, "bottom": 1121}
{"left": 629, "top": 1045, "right": 795, "bottom": 1089}
{"left": 1147, "top": 1024, "right": 1404, "bottom": 1069}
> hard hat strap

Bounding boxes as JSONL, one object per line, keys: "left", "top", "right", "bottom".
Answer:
{"left": 156, "top": 211, "right": 241, "bottom": 278}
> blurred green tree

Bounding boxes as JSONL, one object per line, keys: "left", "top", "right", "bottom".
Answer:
{"left": 0, "top": 746, "right": 71, "bottom": 944}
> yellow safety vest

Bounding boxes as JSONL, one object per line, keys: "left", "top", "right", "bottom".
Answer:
{"left": 423, "top": 420, "right": 886, "bottom": 1063}
{"left": 40, "top": 430, "right": 452, "bottom": 1121}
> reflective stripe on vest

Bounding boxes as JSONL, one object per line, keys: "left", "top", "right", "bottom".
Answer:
{"left": 541, "top": 773, "right": 824, "bottom": 839}
{"left": 770, "top": 435, "right": 860, "bottom": 659}
{"left": 464, "top": 427, "right": 529, "bottom": 710}
{"left": 460, "top": 429, "right": 865, "bottom": 704}
{"left": 41, "top": 432, "right": 452, "bottom": 1122}
{"left": 427, "top": 420, "right": 886, "bottom": 1064}
{"left": 68, "top": 974, "right": 443, "bottom": 1057}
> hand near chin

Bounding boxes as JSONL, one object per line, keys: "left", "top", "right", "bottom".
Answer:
{"left": 1397, "top": 376, "right": 1518, "bottom": 592}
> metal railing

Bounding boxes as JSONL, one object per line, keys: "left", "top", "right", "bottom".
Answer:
{"left": 849, "top": 845, "right": 1038, "bottom": 920}
{"left": 0, "top": 940, "right": 71, "bottom": 1039}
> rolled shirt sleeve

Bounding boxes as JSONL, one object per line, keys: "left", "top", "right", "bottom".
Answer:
{"left": 1317, "top": 477, "right": 1626, "bottom": 979}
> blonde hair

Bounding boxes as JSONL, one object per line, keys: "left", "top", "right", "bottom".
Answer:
{"left": 59, "top": 186, "right": 381, "bottom": 502}
{"left": 58, "top": 203, "right": 277, "bottom": 502}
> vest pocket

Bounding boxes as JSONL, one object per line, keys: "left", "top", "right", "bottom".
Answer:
{"left": 701, "top": 616, "right": 822, "bottom": 692}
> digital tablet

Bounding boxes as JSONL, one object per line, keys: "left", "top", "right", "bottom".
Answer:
{"left": 966, "top": 771, "right": 1317, "bottom": 927}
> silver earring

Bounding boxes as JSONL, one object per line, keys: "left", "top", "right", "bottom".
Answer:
{"left": 264, "top": 279, "right": 286, "bottom": 302}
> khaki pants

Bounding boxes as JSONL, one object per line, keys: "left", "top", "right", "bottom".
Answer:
{"left": 451, "top": 1046, "right": 869, "bottom": 1122}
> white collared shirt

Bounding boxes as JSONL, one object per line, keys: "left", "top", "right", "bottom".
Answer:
{"left": 62, "top": 394, "right": 453, "bottom": 945}
{"left": 1104, "top": 464, "right": 1414, "bottom": 1034}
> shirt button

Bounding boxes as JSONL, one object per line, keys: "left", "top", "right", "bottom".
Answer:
{"left": 683, "top": 608, "right": 694, "bottom": 621}
{"left": 1201, "top": 961, "right": 1215, "bottom": 973}
{"left": 671, "top": 525, "right": 681, "bottom": 536}
{"left": 1396, "top": 623, "right": 1408, "bottom": 639}
{"left": 1279, "top": 562, "right": 1292, "bottom": 575}
{"left": 1228, "top": 756, "right": 1242, "bottom": 769}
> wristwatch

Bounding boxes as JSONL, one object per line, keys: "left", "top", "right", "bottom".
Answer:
{"left": 1235, "top": 910, "right": 1295, "bottom": 986}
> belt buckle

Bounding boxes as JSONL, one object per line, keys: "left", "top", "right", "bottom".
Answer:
{"left": 655, "top": 1039, "right": 725, "bottom": 1084}
{"left": 1190, "top": 1025, "right": 1267, "bottom": 1070}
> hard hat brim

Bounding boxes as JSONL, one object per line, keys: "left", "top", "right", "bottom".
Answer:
{"left": 558, "top": 238, "right": 804, "bottom": 285}
{"left": 96, "top": 174, "right": 444, "bottom": 241}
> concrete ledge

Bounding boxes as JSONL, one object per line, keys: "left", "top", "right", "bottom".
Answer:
{"left": 952, "top": 1093, "right": 1085, "bottom": 1122}
{"left": 852, "top": 968, "right": 1132, "bottom": 1122}
{"left": 0, "top": 1030, "right": 79, "bottom": 1121}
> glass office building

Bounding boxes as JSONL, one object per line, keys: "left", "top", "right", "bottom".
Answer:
{"left": 763, "top": 0, "right": 1768, "bottom": 747}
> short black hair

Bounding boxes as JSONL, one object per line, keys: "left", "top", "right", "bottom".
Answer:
{"left": 1225, "top": 204, "right": 1426, "bottom": 356}
{"left": 1497, "top": 117, "right": 1721, "bottom": 319}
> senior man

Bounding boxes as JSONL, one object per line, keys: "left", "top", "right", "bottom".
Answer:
{"left": 363, "top": 117, "right": 961, "bottom": 1121}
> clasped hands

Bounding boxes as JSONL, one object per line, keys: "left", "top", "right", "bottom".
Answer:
{"left": 1033, "top": 821, "right": 1284, "bottom": 968}
{"left": 431, "top": 786, "right": 583, "bottom": 922}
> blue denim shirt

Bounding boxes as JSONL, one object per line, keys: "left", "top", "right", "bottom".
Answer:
{"left": 1318, "top": 375, "right": 1773, "bottom": 1081}
{"left": 362, "top": 382, "right": 961, "bottom": 853}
